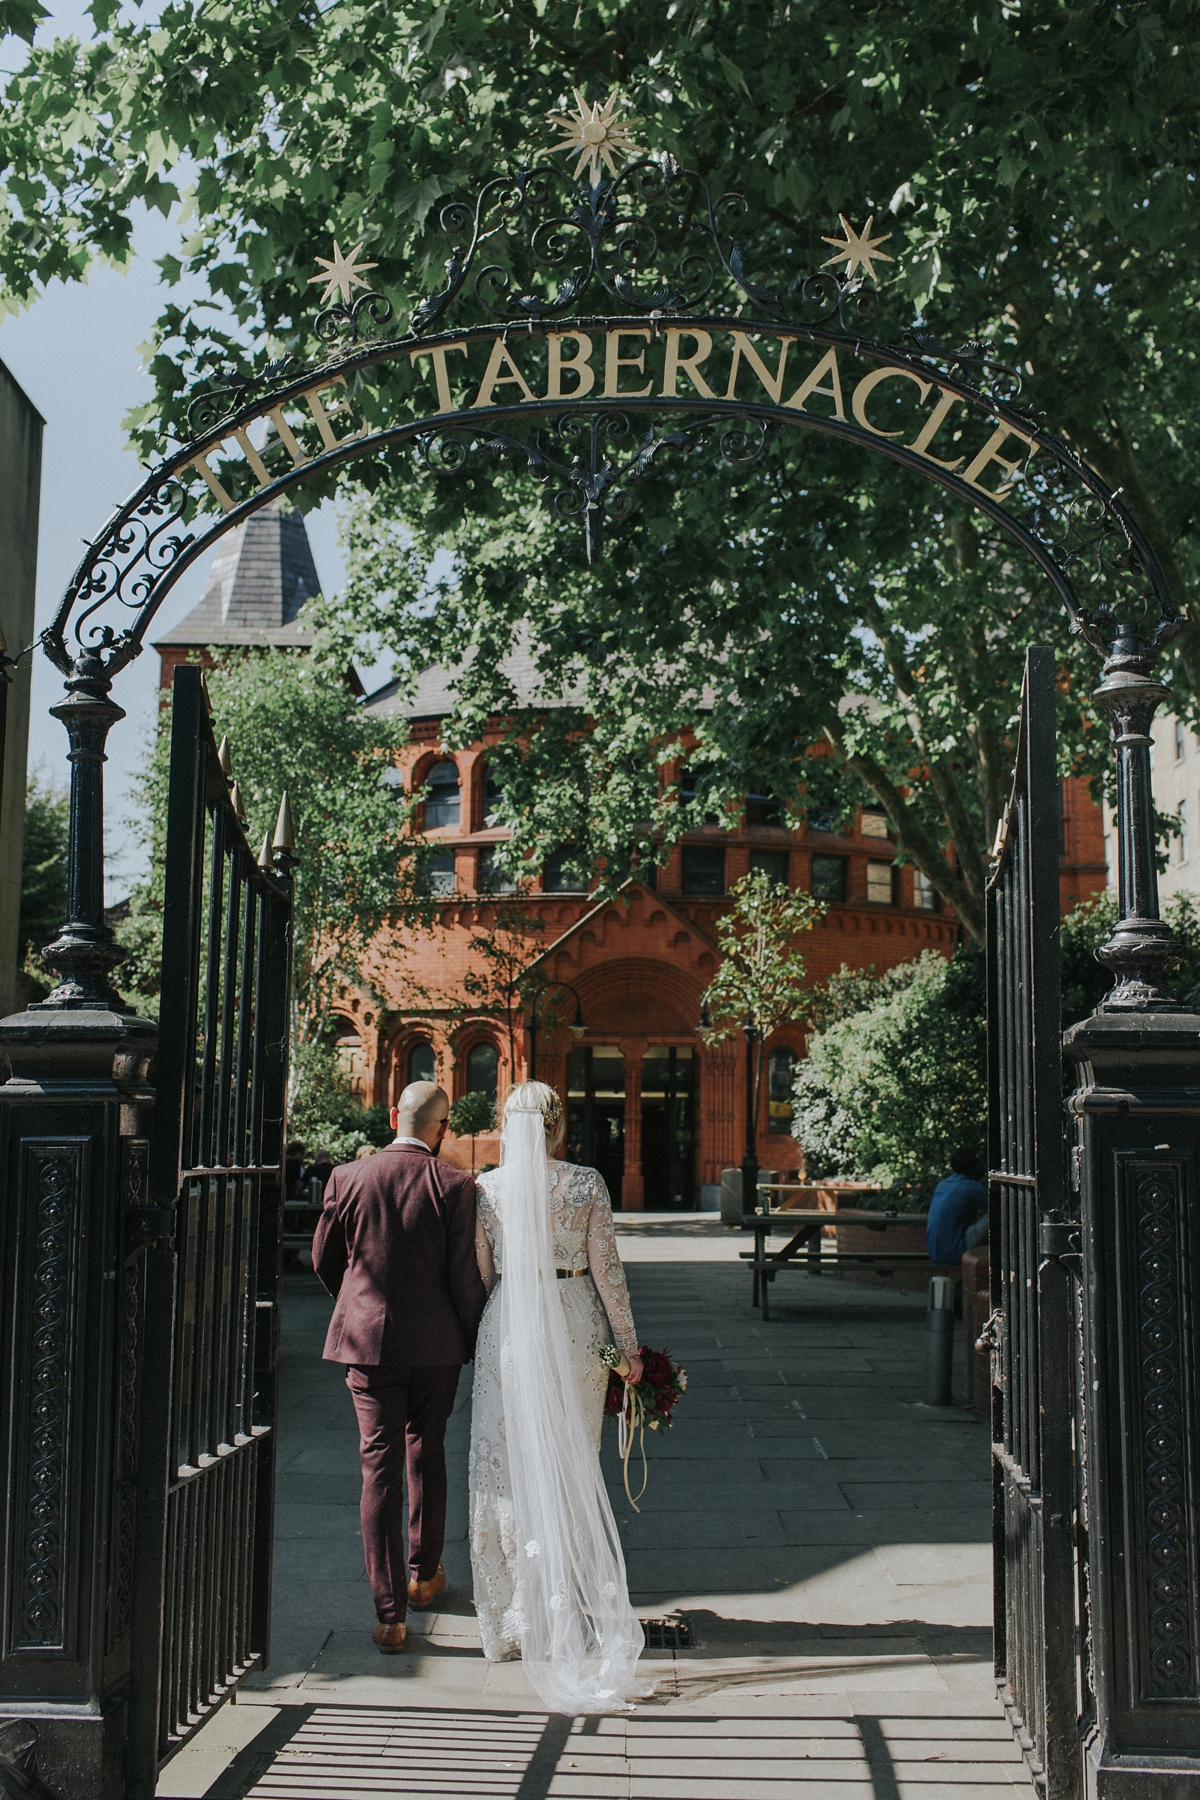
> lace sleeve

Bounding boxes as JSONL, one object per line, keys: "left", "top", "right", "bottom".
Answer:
{"left": 586, "top": 1173, "right": 638, "bottom": 1356}
{"left": 475, "top": 1182, "right": 497, "bottom": 1292}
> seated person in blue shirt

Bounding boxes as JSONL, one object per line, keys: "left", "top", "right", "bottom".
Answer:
{"left": 926, "top": 1146, "right": 989, "bottom": 1264}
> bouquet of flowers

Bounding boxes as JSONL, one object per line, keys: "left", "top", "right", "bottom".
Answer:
{"left": 601, "top": 1345, "right": 687, "bottom": 1429}
{"left": 599, "top": 1345, "right": 688, "bottom": 1510}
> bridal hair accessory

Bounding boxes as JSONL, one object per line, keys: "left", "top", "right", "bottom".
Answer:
{"left": 599, "top": 1346, "right": 688, "bottom": 1514}
{"left": 502, "top": 1079, "right": 563, "bottom": 1129}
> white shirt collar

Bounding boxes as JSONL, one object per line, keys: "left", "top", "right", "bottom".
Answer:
{"left": 393, "top": 1135, "right": 432, "bottom": 1150}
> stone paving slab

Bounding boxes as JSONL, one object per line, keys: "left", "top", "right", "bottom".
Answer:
{"left": 156, "top": 1214, "right": 1033, "bottom": 1799}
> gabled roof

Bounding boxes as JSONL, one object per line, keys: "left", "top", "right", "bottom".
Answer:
{"left": 154, "top": 500, "right": 320, "bottom": 648}
{"left": 531, "top": 877, "right": 720, "bottom": 968}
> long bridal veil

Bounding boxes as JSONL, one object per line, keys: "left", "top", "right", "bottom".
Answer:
{"left": 493, "top": 1106, "right": 650, "bottom": 1713}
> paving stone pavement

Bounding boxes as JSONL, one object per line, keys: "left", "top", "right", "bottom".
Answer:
{"left": 157, "top": 1215, "right": 1033, "bottom": 1799}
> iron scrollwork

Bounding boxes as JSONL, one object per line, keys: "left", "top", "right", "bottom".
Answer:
{"left": 417, "top": 406, "right": 770, "bottom": 564}
{"left": 1130, "top": 1162, "right": 1196, "bottom": 1700}
{"left": 18, "top": 1148, "right": 81, "bottom": 1651}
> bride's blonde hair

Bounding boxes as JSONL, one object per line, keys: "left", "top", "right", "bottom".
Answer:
{"left": 503, "top": 1080, "right": 565, "bottom": 1151}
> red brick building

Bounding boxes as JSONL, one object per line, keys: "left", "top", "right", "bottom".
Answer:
{"left": 157, "top": 510, "right": 1108, "bottom": 1208}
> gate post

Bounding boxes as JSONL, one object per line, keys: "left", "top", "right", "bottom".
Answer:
{"left": 1064, "top": 625, "right": 1200, "bottom": 1795}
{"left": 0, "top": 649, "right": 157, "bottom": 1797}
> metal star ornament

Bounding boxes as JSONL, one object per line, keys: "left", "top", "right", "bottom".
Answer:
{"left": 820, "top": 214, "right": 895, "bottom": 284}
{"left": 547, "top": 88, "right": 645, "bottom": 185}
{"left": 307, "top": 239, "right": 378, "bottom": 307}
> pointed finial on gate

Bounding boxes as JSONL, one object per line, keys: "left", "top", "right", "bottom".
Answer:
{"left": 257, "top": 830, "right": 273, "bottom": 869}
{"left": 217, "top": 735, "right": 233, "bottom": 779}
{"left": 229, "top": 781, "right": 247, "bottom": 824}
{"left": 273, "top": 791, "right": 295, "bottom": 855}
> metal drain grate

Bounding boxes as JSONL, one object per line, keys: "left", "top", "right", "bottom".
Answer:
{"left": 642, "top": 1617, "right": 691, "bottom": 1650}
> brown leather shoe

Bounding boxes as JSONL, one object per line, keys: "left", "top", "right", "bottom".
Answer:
{"left": 371, "top": 1620, "right": 407, "bottom": 1654}
{"left": 407, "top": 1564, "right": 447, "bottom": 1610}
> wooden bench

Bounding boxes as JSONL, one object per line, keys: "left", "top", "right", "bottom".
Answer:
{"left": 740, "top": 1204, "right": 932, "bottom": 1319}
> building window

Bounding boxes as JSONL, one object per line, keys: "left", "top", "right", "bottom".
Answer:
{"left": 867, "top": 860, "right": 896, "bottom": 904}
{"left": 810, "top": 853, "right": 846, "bottom": 901}
{"left": 681, "top": 845, "right": 726, "bottom": 895}
{"left": 543, "top": 848, "right": 588, "bottom": 893}
{"left": 767, "top": 1046, "right": 797, "bottom": 1134}
{"left": 1177, "top": 718, "right": 1187, "bottom": 763}
{"left": 861, "top": 808, "right": 890, "bottom": 839}
{"left": 483, "top": 761, "right": 504, "bottom": 827}
{"left": 407, "top": 1041, "right": 436, "bottom": 1085}
{"left": 915, "top": 868, "right": 939, "bottom": 911}
{"left": 806, "top": 804, "right": 842, "bottom": 834}
{"left": 478, "top": 846, "right": 518, "bottom": 894}
{"left": 745, "top": 788, "right": 785, "bottom": 828}
{"left": 423, "top": 759, "right": 461, "bottom": 829}
{"left": 678, "top": 765, "right": 721, "bottom": 825}
{"left": 1179, "top": 799, "right": 1189, "bottom": 865}
{"left": 335, "top": 1028, "right": 366, "bottom": 1098}
{"left": 466, "top": 1040, "right": 499, "bottom": 1103}
{"left": 426, "top": 849, "right": 456, "bottom": 896}
{"left": 749, "top": 848, "right": 789, "bottom": 887}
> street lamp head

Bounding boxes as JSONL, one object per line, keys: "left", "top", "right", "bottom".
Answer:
{"left": 570, "top": 1002, "right": 587, "bottom": 1037}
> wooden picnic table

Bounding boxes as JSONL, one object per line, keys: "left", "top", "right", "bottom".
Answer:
{"left": 740, "top": 1204, "right": 932, "bottom": 1320}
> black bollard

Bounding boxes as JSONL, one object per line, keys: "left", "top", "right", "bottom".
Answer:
{"left": 924, "top": 1275, "right": 954, "bottom": 1406}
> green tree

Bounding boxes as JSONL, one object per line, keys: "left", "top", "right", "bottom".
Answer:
{"left": 700, "top": 868, "right": 821, "bottom": 1142}
{"left": 459, "top": 901, "right": 546, "bottom": 1077}
{"left": 117, "top": 641, "right": 432, "bottom": 1035}
{"left": 18, "top": 768, "right": 68, "bottom": 994}
{"left": 5, "top": 2, "right": 1198, "bottom": 918}
{"left": 448, "top": 1088, "right": 496, "bottom": 1173}
{"left": 793, "top": 944, "right": 987, "bottom": 1206}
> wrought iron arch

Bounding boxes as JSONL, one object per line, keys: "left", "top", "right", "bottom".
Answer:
{"left": 29, "top": 154, "right": 1183, "bottom": 1013}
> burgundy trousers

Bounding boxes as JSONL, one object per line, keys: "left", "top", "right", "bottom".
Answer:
{"left": 346, "top": 1362, "right": 462, "bottom": 1624}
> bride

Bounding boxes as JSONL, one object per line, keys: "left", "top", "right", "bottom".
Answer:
{"left": 469, "top": 1080, "right": 653, "bottom": 1712}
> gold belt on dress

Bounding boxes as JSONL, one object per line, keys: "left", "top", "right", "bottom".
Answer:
{"left": 556, "top": 1268, "right": 587, "bottom": 1279}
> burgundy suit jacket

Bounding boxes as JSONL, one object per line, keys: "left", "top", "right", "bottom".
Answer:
{"left": 312, "top": 1144, "right": 488, "bottom": 1367}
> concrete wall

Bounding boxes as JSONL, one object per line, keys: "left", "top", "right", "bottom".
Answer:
{"left": 1148, "top": 711, "right": 1200, "bottom": 909}
{"left": 0, "top": 361, "right": 44, "bottom": 1018}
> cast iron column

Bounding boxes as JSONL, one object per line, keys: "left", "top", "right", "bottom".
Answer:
{"left": 0, "top": 647, "right": 157, "bottom": 1797}
{"left": 1063, "top": 625, "right": 1200, "bottom": 1794}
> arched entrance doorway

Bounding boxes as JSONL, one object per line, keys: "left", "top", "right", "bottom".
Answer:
{"left": 566, "top": 1040, "right": 697, "bottom": 1210}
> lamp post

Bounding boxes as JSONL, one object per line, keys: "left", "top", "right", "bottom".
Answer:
{"left": 526, "top": 977, "right": 587, "bottom": 1080}
{"left": 742, "top": 1018, "right": 761, "bottom": 1215}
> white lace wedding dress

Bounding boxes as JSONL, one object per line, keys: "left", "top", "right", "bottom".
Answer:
{"left": 469, "top": 1159, "right": 641, "bottom": 1669}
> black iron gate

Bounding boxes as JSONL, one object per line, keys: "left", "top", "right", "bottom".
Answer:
{"left": 986, "top": 646, "right": 1081, "bottom": 1798}
{"left": 126, "top": 666, "right": 294, "bottom": 1790}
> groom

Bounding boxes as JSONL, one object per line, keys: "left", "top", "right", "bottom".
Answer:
{"left": 312, "top": 1081, "right": 488, "bottom": 1653}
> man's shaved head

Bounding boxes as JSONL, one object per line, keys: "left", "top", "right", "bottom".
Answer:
{"left": 395, "top": 1081, "right": 448, "bottom": 1140}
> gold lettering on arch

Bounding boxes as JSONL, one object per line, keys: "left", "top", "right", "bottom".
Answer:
{"left": 472, "top": 337, "right": 536, "bottom": 409}
{"left": 784, "top": 348, "right": 846, "bottom": 420}
{"left": 183, "top": 375, "right": 364, "bottom": 514}
{"left": 851, "top": 366, "right": 932, "bottom": 438}
{"left": 723, "top": 331, "right": 792, "bottom": 404}
{"left": 907, "top": 387, "right": 967, "bottom": 471}
{"left": 546, "top": 332, "right": 595, "bottom": 400}
{"left": 961, "top": 421, "right": 1037, "bottom": 498}
{"left": 660, "top": 328, "right": 715, "bottom": 399}
{"left": 408, "top": 340, "right": 468, "bottom": 413}
{"left": 602, "top": 329, "right": 653, "bottom": 398}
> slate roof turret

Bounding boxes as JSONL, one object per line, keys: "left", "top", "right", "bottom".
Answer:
{"left": 154, "top": 500, "right": 321, "bottom": 649}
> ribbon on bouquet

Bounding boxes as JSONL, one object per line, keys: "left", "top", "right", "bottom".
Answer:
{"left": 617, "top": 1379, "right": 649, "bottom": 1513}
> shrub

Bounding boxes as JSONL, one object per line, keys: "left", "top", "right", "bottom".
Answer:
{"left": 793, "top": 944, "right": 986, "bottom": 1208}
